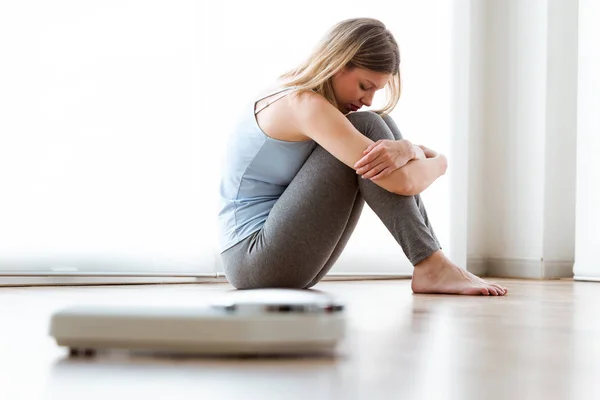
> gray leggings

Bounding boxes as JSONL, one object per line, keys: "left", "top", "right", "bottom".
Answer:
{"left": 221, "top": 111, "right": 441, "bottom": 289}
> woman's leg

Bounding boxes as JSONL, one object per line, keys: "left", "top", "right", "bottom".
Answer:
{"left": 381, "top": 114, "right": 440, "bottom": 247}
{"left": 221, "top": 142, "right": 366, "bottom": 289}
{"left": 380, "top": 113, "right": 506, "bottom": 296}
{"left": 304, "top": 115, "right": 437, "bottom": 288}
{"left": 349, "top": 112, "right": 442, "bottom": 265}
{"left": 303, "top": 191, "right": 364, "bottom": 288}
{"left": 221, "top": 111, "right": 506, "bottom": 295}
{"left": 221, "top": 111, "right": 438, "bottom": 289}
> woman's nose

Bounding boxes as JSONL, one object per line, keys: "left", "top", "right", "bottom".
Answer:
{"left": 361, "top": 93, "right": 374, "bottom": 107}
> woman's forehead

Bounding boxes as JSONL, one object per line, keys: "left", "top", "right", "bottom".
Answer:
{"left": 354, "top": 69, "right": 390, "bottom": 88}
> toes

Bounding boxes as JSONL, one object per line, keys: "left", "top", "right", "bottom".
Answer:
{"left": 488, "top": 287, "right": 499, "bottom": 296}
{"left": 480, "top": 287, "right": 490, "bottom": 296}
{"left": 491, "top": 284, "right": 506, "bottom": 295}
{"left": 488, "top": 281, "right": 508, "bottom": 296}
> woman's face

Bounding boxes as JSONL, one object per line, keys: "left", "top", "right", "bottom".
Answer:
{"left": 331, "top": 66, "right": 391, "bottom": 115}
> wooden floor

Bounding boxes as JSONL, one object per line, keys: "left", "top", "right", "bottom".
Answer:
{"left": 2, "top": 278, "right": 600, "bottom": 400}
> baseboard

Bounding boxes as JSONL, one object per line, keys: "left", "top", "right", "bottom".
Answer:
{"left": 573, "top": 276, "right": 600, "bottom": 282}
{"left": 542, "top": 260, "right": 575, "bottom": 279}
{"left": 2, "top": 258, "right": 573, "bottom": 286}
{"left": 486, "top": 258, "right": 573, "bottom": 279}
{"left": 572, "top": 261, "right": 600, "bottom": 281}
{"left": 0, "top": 275, "right": 222, "bottom": 287}
{"left": 466, "top": 257, "right": 488, "bottom": 276}
{"left": 0, "top": 272, "right": 411, "bottom": 287}
{"left": 216, "top": 272, "right": 411, "bottom": 281}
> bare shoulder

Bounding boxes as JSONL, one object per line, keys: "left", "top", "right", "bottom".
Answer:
{"left": 284, "top": 89, "right": 338, "bottom": 128}
{"left": 286, "top": 89, "right": 328, "bottom": 112}
{"left": 254, "top": 88, "right": 322, "bottom": 142}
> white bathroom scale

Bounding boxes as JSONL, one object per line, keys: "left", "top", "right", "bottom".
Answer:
{"left": 49, "top": 289, "right": 346, "bottom": 357}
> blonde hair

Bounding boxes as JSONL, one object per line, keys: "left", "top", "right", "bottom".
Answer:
{"left": 279, "top": 18, "right": 401, "bottom": 116}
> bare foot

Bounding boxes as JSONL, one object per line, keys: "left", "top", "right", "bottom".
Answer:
{"left": 411, "top": 251, "right": 508, "bottom": 296}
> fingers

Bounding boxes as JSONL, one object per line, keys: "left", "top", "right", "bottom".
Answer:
{"left": 360, "top": 161, "right": 386, "bottom": 179}
{"left": 370, "top": 167, "right": 392, "bottom": 181}
{"left": 363, "top": 139, "right": 383, "bottom": 155}
{"left": 356, "top": 139, "right": 388, "bottom": 169}
{"left": 355, "top": 146, "right": 383, "bottom": 171}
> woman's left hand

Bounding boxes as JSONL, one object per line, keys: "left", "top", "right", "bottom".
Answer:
{"left": 354, "top": 139, "right": 415, "bottom": 181}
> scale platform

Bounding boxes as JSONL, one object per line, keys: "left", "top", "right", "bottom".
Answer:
{"left": 49, "top": 289, "right": 346, "bottom": 357}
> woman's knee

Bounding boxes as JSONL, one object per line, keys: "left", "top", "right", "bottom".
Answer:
{"left": 346, "top": 110, "right": 394, "bottom": 141}
{"left": 381, "top": 114, "right": 404, "bottom": 140}
{"left": 346, "top": 110, "right": 382, "bottom": 127}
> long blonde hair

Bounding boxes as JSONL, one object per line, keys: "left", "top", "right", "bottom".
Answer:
{"left": 279, "top": 18, "right": 401, "bottom": 116}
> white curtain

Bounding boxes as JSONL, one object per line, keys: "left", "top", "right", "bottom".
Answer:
{"left": 0, "top": 0, "right": 453, "bottom": 276}
{"left": 459, "top": 0, "right": 578, "bottom": 279}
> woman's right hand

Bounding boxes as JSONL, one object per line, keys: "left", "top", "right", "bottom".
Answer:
{"left": 354, "top": 139, "right": 416, "bottom": 180}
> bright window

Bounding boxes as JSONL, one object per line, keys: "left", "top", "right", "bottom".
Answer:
{"left": 0, "top": 1, "right": 451, "bottom": 277}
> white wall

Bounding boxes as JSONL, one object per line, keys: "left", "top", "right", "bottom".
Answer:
{"left": 465, "top": 0, "right": 578, "bottom": 278}
{"left": 573, "top": 0, "right": 600, "bottom": 280}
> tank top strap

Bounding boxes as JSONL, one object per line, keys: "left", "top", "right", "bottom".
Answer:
{"left": 254, "top": 86, "right": 297, "bottom": 115}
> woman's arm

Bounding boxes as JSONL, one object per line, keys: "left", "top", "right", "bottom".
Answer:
{"left": 289, "top": 91, "right": 415, "bottom": 195}
{"left": 396, "top": 154, "right": 448, "bottom": 195}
